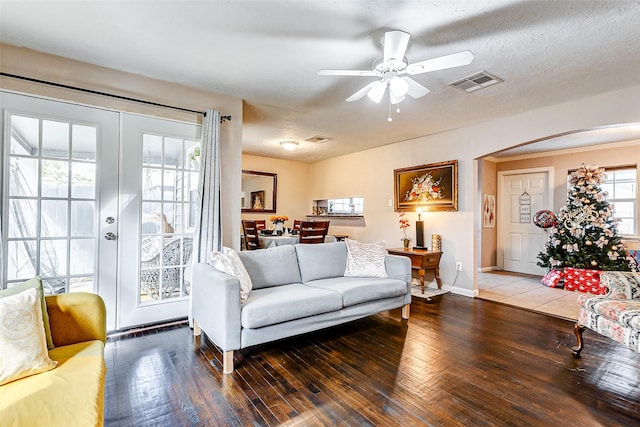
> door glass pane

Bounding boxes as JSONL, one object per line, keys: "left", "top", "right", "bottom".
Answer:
{"left": 142, "top": 134, "right": 162, "bottom": 166}
{"left": 41, "top": 159, "right": 69, "bottom": 197}
{"left": 71, "top": 162, "right": 96, "bottom": 198}
{"left": 42, "top": 120, "right": 69, "bottom": 159}
{"left": 10, "top": 115, "right": 39, "bottom": 156}
{"left": 72, "top": 124, "right": 96, "bottom": 160}
{"left": 70, "top": 239, "right": 94, "bottom": 275}
{"left": 70, "top": 201, "right": 95, "bottom": 237}
{"left": 9, "top": 199, "right": 37, "bottom": 238}
{"left": 9, "top": 158, "right": 38, "bottom": 196}
{"left": 40, "top": 239, "right": 67, "bottom": 277}
{"left": 7, "top": 240, "right": 37, "bottom": 280}
{"left": 40, "top": 200, "right": 68, "bottom": 237}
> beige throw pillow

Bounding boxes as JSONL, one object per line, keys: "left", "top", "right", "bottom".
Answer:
{"left": 0, "top": 287, "right": 57, "bottom": 386}
{"left": 209, "top": 247, "right": 253, "bottom": 302}
{"left": 344, "top": 238, "right": 388, "bottom": 278}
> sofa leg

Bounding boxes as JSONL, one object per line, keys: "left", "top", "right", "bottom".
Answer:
{"left": 402, "top": 304, "right": 410, "bottom": 319}
{"left": 223, "top": 351, "right": 234, "bottom": 374}
{"left": 572, "top": 323, "right": 585, "bottom": 357}
{"left": 193, "top": 319, "right": 201, "bottom": 336}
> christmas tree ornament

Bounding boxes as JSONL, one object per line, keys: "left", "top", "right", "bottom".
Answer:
{"left": 533, "top": 210, "right": 557, "bottom": 229}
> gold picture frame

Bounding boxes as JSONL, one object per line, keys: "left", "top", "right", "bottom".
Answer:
{"left": 393, "top": 160, "right": 458, "bottom": 212}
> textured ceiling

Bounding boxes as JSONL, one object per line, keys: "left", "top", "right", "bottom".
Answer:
{"left": 1, "top": 0, "right": 640, "bottom": 162}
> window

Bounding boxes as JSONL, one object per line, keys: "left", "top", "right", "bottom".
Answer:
{"left": 328, "top": 197, "right": 364, "bottom": 214}
{"left": 601, "top": 168, "right": 637, "bottom": 236}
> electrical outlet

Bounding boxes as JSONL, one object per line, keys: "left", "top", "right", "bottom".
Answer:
{"left": 456, "top": 262, "right": 463, "bottom": 271}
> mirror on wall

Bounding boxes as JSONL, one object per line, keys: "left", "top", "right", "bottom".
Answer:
{"left": 241, "top": 170, "right": 277, "bottom": 213}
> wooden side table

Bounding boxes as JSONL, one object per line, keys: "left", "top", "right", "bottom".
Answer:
{"left": 387, "top": 248, "right": 443, "bottom": 294}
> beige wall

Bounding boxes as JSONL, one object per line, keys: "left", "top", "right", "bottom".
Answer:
{"left": 479, "top": 159, "right": 498, "bottom": 269}
{"left": 310, "top": 85, "right": 640, "bottom": 295}
{"left": 0, "top": 44, "right": 244, "bottom": 249}
{"left": 241, "top": 154, "right": 311, "bottom": 228}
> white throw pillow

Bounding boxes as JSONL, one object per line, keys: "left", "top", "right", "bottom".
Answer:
{"left": 344, "top": 238, "right": 388, "bottom": 278}
{"left": 0, "top": 287, "right": 57, "bottom": 386}
{"left": 209, "top": 247, "right": 253, "bottom": 302}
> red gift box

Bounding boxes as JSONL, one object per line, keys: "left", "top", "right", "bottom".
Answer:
{"left": 541, "top": 269, "right": 564, "bottom": 288}
{"left": 563, "top": 267, "right": 605, "bottom": 294}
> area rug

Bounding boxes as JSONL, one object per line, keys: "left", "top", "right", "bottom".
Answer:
{"left": 411, "top": 284, "right": 449, "bottom": 300}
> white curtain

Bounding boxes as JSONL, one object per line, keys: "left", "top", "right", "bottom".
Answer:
{"left": 193, "top": 109, "right": 223, "bottom": 262}
{"left": 189, "top": 109, "right": 222, "bottom": 323}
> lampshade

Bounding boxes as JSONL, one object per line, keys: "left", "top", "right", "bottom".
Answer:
{"left": 389, "top": 76, "right": 409, "bottom": 98}
{"left": 279, "top": 140, "right": 299, "bottom": 150}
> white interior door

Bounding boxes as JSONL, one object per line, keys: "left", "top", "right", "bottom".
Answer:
{"left": 498, "top": 170, "right": 552, "bottom": 275}
{"left": 1, "top": 92, "right": 119, "bottom": 329}
{"left": 119, "top": 113, "right": 200, "bottom": 328}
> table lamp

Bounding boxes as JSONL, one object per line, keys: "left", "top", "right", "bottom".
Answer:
{"left": 414, "top": 207, "right": 427, "bottom": 250}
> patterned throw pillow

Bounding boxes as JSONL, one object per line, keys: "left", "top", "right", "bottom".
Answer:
{"left": 209, "top": 247, "right": 253, "bottom": 302}
{"left": 344, "top": 239, "right": 388, "bottom": 278}
{"left": 0, "top": 287, "right": 57, "bottom": 385}
{"left": 564, "top": 267, "right": 605, "bottom": 294}
{"left": 0, "top": 277, "right": 54, "bottom": 350}
{"left": 541, "top": 269, "right": 564, "bottom": 288}
{"left": 600, "top": 271, "right": 640, "bottom": 300}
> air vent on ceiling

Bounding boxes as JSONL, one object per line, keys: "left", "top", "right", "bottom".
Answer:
{"left": 449, "top": 71, "right": 503, "bottom": 93}
{"left": 305, "top": 135, "right": 332, "bottom": 144}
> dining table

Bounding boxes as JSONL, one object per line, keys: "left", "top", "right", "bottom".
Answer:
{"left": 259, "top": 233, "right": 336, "bottom": 249}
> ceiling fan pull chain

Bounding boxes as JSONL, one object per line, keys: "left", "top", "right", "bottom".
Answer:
{"left": 387, "top": 98, "right": 393, "bottom": 122}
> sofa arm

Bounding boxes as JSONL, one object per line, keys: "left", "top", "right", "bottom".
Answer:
{"left": 385, "top": 254, "right": 412, "bottom": 284}
{"left": 46, "top": 292, "right": 106, "bottom": 346}
{"left": 600, "top": 271, "right": 640, "bottom": 300}
{"left": 192, "top": 263, "right": 242, "bottom": 351}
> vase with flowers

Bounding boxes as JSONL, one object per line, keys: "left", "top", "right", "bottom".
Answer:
{"left": 270, "top": 215, "right": 288, "bottom": 235}
{"left": 399, "top": 212, "right": 412, "bottom": 249}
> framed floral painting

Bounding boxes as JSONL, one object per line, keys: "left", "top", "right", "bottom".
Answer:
{"left": 393, "top": 160, "right": 458, "bottom": 212}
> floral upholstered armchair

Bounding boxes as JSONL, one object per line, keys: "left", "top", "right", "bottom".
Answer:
{"left": 573, "top": 271, "right": 640, "bottom": 356}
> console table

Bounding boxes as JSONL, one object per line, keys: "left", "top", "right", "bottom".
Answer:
{"left": 387, "top": 248, "right": 443, "bottom": 294}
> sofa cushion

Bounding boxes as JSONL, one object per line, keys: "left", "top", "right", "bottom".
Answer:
{"left": 304, "top": 276, "right": 407, "bottom": 307}
{"left": 241, "top": 284, "right": 343, "bottom": 329}
{"left": 600, "top": 271, "right": 640, "bottom": 300}
{"left": 0, "top": 340, "right": 106, "bottom": 426}
{"left": 295, "top": 242, "right": 348, "bottom": 283}
{"left": 238, "top": 245, "right": 302, "bottom": 289}
{"left": 579, "top": 297, "right": 640, "bottom": 330}
{"left": 344, "top": 239, "right": 388, "bottom": 278}
{"left": 0, "top": 287, "right": 57, "bottom": 386}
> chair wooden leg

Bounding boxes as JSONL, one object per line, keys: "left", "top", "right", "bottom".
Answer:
{"left": 223, "top": 351, "right": 234, "bottom": 374}
{"left": 192, "top": 319, "right": 201, "bottom": 336}
{"left": 572, "top": 323, "right": 585, "bottom": 357}
{"left": 402, "top": 304, "right": 410, "bottom": 319}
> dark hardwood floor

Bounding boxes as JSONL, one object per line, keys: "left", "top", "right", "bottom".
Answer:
{"left": 104, "top": 295, "right": 640, "bottom": 426}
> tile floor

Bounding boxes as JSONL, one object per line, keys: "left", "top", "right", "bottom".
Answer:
{"left": 476, "top": 270, "right": 580, "bottom": 321}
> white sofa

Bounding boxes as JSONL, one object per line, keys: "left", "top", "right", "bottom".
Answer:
{"left": 192, "top": 242, "right": 412, "bottom": 373}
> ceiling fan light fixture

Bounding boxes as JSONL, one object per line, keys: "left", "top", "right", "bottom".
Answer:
{"left": 367, "top": 81, "right": 387, "bottom": 103}
{"left": 279, "top": 140, "right": 299, "bottom": 151}
{"left": 390, "top": 76, "right": 409, "bottom": 97}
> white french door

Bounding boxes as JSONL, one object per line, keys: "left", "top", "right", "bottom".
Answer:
{"left": 1, "top": 92, "right": 202, "bottom": 330}
{"left": 119, "top": 114, "right": 200, "bottom": 328}
{"left": 1, "top": 92, "right": 119, "bottom": 329}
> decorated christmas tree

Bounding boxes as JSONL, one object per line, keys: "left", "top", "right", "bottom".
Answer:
{"left": 537, "top": 164, "right": 636, "bottom": 272}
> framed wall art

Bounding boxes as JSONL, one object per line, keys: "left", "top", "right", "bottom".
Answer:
{"left": 250, "top": 190, "right": 265, "bottom": 210}
{"left": 394, "top": 160, "right": 458, "bottom": 212}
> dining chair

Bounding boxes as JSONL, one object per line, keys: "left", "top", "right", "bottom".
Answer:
{"left": 293, "top": 219, "right": 302, "bottom": 232}
{"left": 255, "top": 219, "right": 266, "bottom": 230}
{"left": 241, "top": 220, "right": 261, "bottom": 250}
{"left": 299, "top": 221, "right": 330, "bottom": 244}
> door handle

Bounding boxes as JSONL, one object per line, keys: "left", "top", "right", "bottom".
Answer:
{"left": 105, "top": 232, "right": 117, "bottom": 241}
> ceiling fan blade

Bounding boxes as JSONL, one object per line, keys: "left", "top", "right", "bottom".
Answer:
{"left": 403, "top": 77, "right": 430, "bottom": 99}
{"left": 346, "top": 81, "right": 379, "bottom": 102}
{"left": 406, "top": 50, "right": 474, "bottom": 75}
{"left": 318, "top": 69, "right": 377, "bottom": 76}
{"left": 367, "top": 81, "right": 387, "bottom": 103}
{"left": 383, "top": 30, "right": 410, "bottom": 63}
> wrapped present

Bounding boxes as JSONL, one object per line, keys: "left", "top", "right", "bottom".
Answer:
{"left": 541, "top": 269, "right": 564, "bottom": 288}
{"left": 564, "top": 267, "right": 605, "bottom": 294}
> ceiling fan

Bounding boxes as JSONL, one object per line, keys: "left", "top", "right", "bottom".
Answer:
{"left": 318, "top": 30, "right": 474, "bottom": 120}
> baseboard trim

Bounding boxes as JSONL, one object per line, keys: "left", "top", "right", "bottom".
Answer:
{"left": 478, "top": 266, "right": 499, "bottom": 273}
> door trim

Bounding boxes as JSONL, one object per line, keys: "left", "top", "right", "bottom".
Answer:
{"left": 497, "top": 167, "right": 554, "bottom": 271}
